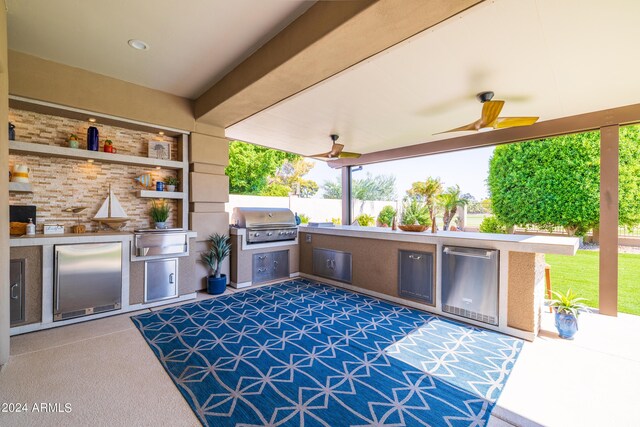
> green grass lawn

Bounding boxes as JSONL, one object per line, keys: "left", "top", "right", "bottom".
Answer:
{"left": 545, "top": 250, "right": 640, "bottom": 315}
{"left": 465, "top": 213, "right": 490, "bottom": 227}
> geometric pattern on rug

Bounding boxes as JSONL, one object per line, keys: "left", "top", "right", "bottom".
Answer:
{"left": 132, "top": 279, "right": 522, "bottom": 426}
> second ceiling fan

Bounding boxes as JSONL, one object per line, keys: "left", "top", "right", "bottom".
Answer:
{"left": 436, "top": 91, "right": 539, "bottom": 134}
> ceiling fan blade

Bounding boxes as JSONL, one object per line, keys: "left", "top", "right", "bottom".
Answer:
{"left": 434, "top": 121, "right": 481, "bottom": 134}
{"left": 310, "top": 151, "right": 331, "bottom": 158}
{"left": 480, "top": 100, "right": 505, "bottom": 127}
{"left": 328, "top": 143, "right": 344, "bottom": 158}
{"left": 338, "top": 151, "right": 361, "bottom": 159}
{"left": 494, "top": 116, "right": 539, "bottom": 129}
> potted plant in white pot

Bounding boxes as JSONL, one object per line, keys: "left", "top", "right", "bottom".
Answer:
{"left": 164, "top": 176, "right": 179, "bottom": 192}
{"left": 149, "top": 200, "right": 170, "bottom": 229}
{"left": 201, "top": 233, "right": 231, "bottom": 295}
{"left": 548, "top": 288, "right": 589, "bottom": 339}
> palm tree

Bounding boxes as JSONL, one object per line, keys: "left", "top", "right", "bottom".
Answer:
{"left": 407, "top": 177, "right": 442, "bottom": 222}
{"left": 438, "top": 185, "right": 468, "bottom": 231}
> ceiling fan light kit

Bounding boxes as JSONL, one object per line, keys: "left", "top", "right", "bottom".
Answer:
{"left": 436, "top": 91, "right": 539, "bottom": 134}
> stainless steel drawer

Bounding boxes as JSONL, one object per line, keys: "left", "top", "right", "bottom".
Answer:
{"left": 398, "top": 250, "right": 434, "bottom": 305}
{"left": 252, "top": 250, "right": 289, "bottom": 284}
{"left": 312, "top": 248, "right": 352, "bottom": 283}
{"left": 144, "top": 258, "right": 178, "bottom": 303}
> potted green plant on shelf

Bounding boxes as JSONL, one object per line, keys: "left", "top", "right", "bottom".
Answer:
{"left": 201, "top": 233, "right": 231, "bottom": 295}
{"left": 548, "top": 288, "right": 590, "bottom": 339}
{"left": 149, "top": 200, "right": 170, "bottom": 229}
{"left": 377, "top": 205, "right": 396, "bottom": 227}
{"left": 398, "top": 199, "right": 431, "bottom": 232}
{"left": 164, "top": 176, "right": 179, "bottom": 192}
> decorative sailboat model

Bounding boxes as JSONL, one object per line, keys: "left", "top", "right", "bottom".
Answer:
{"left": 93, "top": 184, "right": 130, "bottom": 230}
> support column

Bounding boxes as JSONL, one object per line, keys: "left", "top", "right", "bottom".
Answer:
{"left": 0, "top": 6, "right": 9, "bottom": 368}
{"left": 189, "top": 131, "right": 230, "bottom": 288}
{"left": 341, "top": 167, "right": 352, "bottom": 225}
{"left": 599, "top": 125, "right": 619, "bottom": 316}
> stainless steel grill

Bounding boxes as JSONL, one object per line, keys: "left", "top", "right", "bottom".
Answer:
{"left": 232, "top": 207, "right": 297, "bottom": 244}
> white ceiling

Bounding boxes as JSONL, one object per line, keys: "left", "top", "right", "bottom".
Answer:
{"left": 226, "top": 0, "right": 640, "bottom": 156}
{"left": 6, "top": 0, "right": 314, "bottom": 98}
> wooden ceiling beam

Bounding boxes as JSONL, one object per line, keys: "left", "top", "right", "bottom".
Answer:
{"left": 194, "top": 0, "right": 483, "bottom": 128}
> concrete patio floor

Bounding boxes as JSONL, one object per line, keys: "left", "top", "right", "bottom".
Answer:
{"left": 0, "top": 285, "right": 637, "bottom": 426}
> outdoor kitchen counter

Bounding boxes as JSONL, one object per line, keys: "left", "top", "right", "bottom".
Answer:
{"left": 298, "top": 225, "right": 579, "bottom": 255}
{"left": 9, "top": 230, "right": 197, "bottom": 247}
{"left": 298, "top": 225, "right": 580, "bottom": 341}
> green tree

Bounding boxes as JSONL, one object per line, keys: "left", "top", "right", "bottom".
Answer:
{"left": 267, "top": 157, "right": 319, "bottom": 198}
{"left": 321, "top": 173, "right": 396, "bottom": 204}
{"left": 487, "top": 127, "right": 640, "bottom": 235}
{"left": 406, "top": 177, "right": 442, "bottom": 220}
{"left": 438, "top": 185, "right": 468, "bottom": 231}
{"left": 226, "top": 141, "right": 298, "bottom": 194}
{"left": 321, "top": 178, "right": 342, "bottom": 199}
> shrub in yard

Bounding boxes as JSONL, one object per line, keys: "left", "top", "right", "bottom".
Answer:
{"left": 355, "top": 213, "right": 375, "bottom": 226}
{"left": 377, "top": 205, "right": 396, "bottom": 227}
{"left": 488, "top": 127, "right": 640, "bottom": 235}
{"left": 298, "top": 213, "right": 309, "bottom": 224}
{"left": 479, "top": 216, "right": 507, "bottom": 234}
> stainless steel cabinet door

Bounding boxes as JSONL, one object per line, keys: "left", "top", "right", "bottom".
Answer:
{"left": 144, "top": 258, "right": 178, "bottom": 303}
{"left": 10, "top": 259, "right": 25, "bottom": 325}
{"left": 270, "top": 250, "right": 289, "bottom": 281}
{"left": 312, "top": 248, "right": 352, "bottom": 283}
{"left": 398, "top": 250, "right": 434, "bottom": 305}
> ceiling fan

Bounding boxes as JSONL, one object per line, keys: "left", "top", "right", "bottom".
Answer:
{"left": 311, "top": 134, "right": 361, "bottom": 159}
{"left": 436, "top": 91, "right": 538, "bottom": 134}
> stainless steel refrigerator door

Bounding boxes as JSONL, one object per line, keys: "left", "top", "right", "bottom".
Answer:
{"left": 144, "top": 258, "right": 178, "bottom": 303}
{"left": 54, "top": 242, "right": 122, "bottom": 320}
{"left": 441, "top": 246, "right": 499, "bottom": 325}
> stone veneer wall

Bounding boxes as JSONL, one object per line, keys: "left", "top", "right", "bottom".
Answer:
{"left": 8, "top": 108, "right": 180, "bottom": 231}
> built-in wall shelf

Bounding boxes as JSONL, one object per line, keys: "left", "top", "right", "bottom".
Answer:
{"left": 136, "top": 190, "right": 186, "bottom": 200}
{"left": 8, "top": 182, "right": 33, "bottom": 193}
{"left": 9, "top": 140, "right": 184, "bottom": 170}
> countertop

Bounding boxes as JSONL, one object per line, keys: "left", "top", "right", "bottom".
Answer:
{"left": 10, "top": 230, "right": 197, "bottom": 247}
{"left": 299, "top": 225, "right": 579, "bottom": 255}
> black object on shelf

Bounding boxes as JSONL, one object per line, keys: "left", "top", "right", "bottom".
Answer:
{"left": 9, "top": 122, "right": 15, "bottom": 140}
{"left": 10, "top": 205, "right": 37, "bottom": 224}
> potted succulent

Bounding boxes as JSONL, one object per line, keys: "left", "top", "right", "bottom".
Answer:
{"left": 68, "top": 134, "right": 79, "bottom": 148}
{"left": 548, "top": 288, "right": 589, "bottom": 339}
{"left": 164, "top": 176, "right": 179, "bottom": 192}
{"left": 149, "top": 200, "right": 170, "bottom": 229}
{"left": 201, "top": 233, "right": 231, "bottom": 295}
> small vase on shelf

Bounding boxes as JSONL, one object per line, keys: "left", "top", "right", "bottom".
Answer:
{"left": 87, "top": 126, "right": 99, "bottom": 151}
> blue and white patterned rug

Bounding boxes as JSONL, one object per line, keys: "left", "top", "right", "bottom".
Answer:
{"left": 132, "top": 279, "right": 522, "bottom": 426}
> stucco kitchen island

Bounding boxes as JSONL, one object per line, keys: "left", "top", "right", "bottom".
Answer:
{"left": 298, "top": 225, "right": 579, "bottom": 341}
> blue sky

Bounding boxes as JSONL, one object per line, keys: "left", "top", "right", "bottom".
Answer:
{"left": 305, "top": 146, "right": 495, "bottom": 201}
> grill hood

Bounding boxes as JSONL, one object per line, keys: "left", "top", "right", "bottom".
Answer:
{"left": 232, "top": 207, "right": 296, "bottom": 229}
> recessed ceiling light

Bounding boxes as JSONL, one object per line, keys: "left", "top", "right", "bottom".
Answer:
{"left": 88, "top": 118, "right": 96, "bottom": 123}
{"left": 158, "top": 131, "right": 164, "bottom": 136}
{"left": 128, "top": 39, "right": 149, "bottom": 51}
{"left": 87, "top": 159, "right": 94, "bottom": 163}
{"left": 155, "top": 166, "right": 161, "bottom": 170}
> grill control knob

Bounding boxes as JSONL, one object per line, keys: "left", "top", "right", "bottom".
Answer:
{"left": 267, "top": 232, "right": 273, "bottom": 236}
{"left": 254, "top": 232, "right": 260, "bottom": 237}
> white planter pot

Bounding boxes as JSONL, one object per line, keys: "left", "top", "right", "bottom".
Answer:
{"left": 166, "top": 185, "right": 176, "bottom": 192}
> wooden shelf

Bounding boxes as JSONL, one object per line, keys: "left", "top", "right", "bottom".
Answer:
{"left": 136, "top": 190, "right": 186, "bottom": 200}
{"left": 9, "top": 140, "right": 185, "bottom": 170}
{"left": 8, "top": 182, "right": 33, "bottom": 193}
